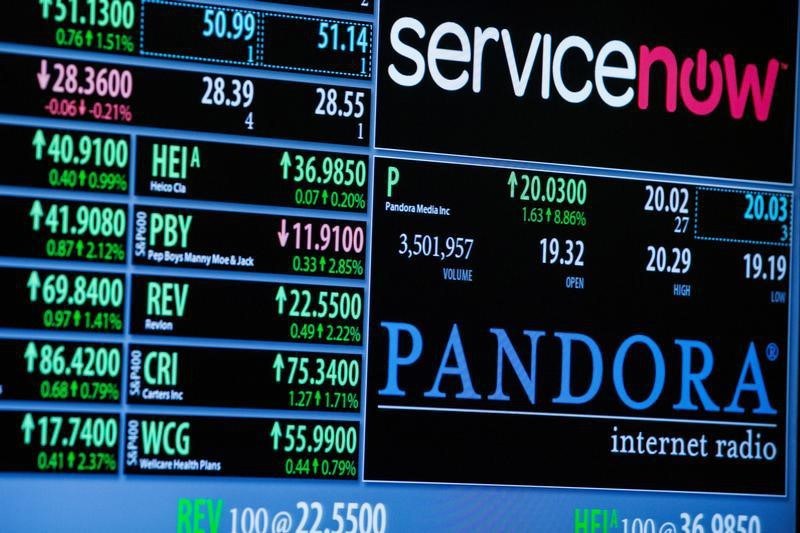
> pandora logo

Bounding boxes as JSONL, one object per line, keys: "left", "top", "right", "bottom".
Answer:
{"left": 378, "top": 322, "right": 777, "bottom": 416}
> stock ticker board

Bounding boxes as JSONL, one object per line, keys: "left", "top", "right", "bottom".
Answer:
{"left": 0, "top": 1, "right": 797, "bottom": 532}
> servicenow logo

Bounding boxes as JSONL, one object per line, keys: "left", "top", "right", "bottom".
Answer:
{"left": 388, "top": 17, "right": 785, "bottom": 121}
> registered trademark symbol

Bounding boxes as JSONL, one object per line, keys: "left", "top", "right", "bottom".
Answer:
{"left": 766, "top": 343, "right": 779, "bottom": 361}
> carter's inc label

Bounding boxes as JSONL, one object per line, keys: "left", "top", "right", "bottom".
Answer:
{"left": 376, "top": 1, "right": 797, "bottom": 182}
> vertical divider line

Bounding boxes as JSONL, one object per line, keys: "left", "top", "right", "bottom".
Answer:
{"left": 359, "top": 0, "right": 379, "bottom": 482}
{"left": 118, "top": 132, "right": 138, "bottom": 479}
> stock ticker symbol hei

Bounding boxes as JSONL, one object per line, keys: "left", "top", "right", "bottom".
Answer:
{"left": 574, "top": 508, "right": 619, "bottom": 533}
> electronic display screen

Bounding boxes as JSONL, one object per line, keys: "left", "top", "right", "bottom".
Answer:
{"left": 0, "top": 1, "right": 797, "bottom": 531}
